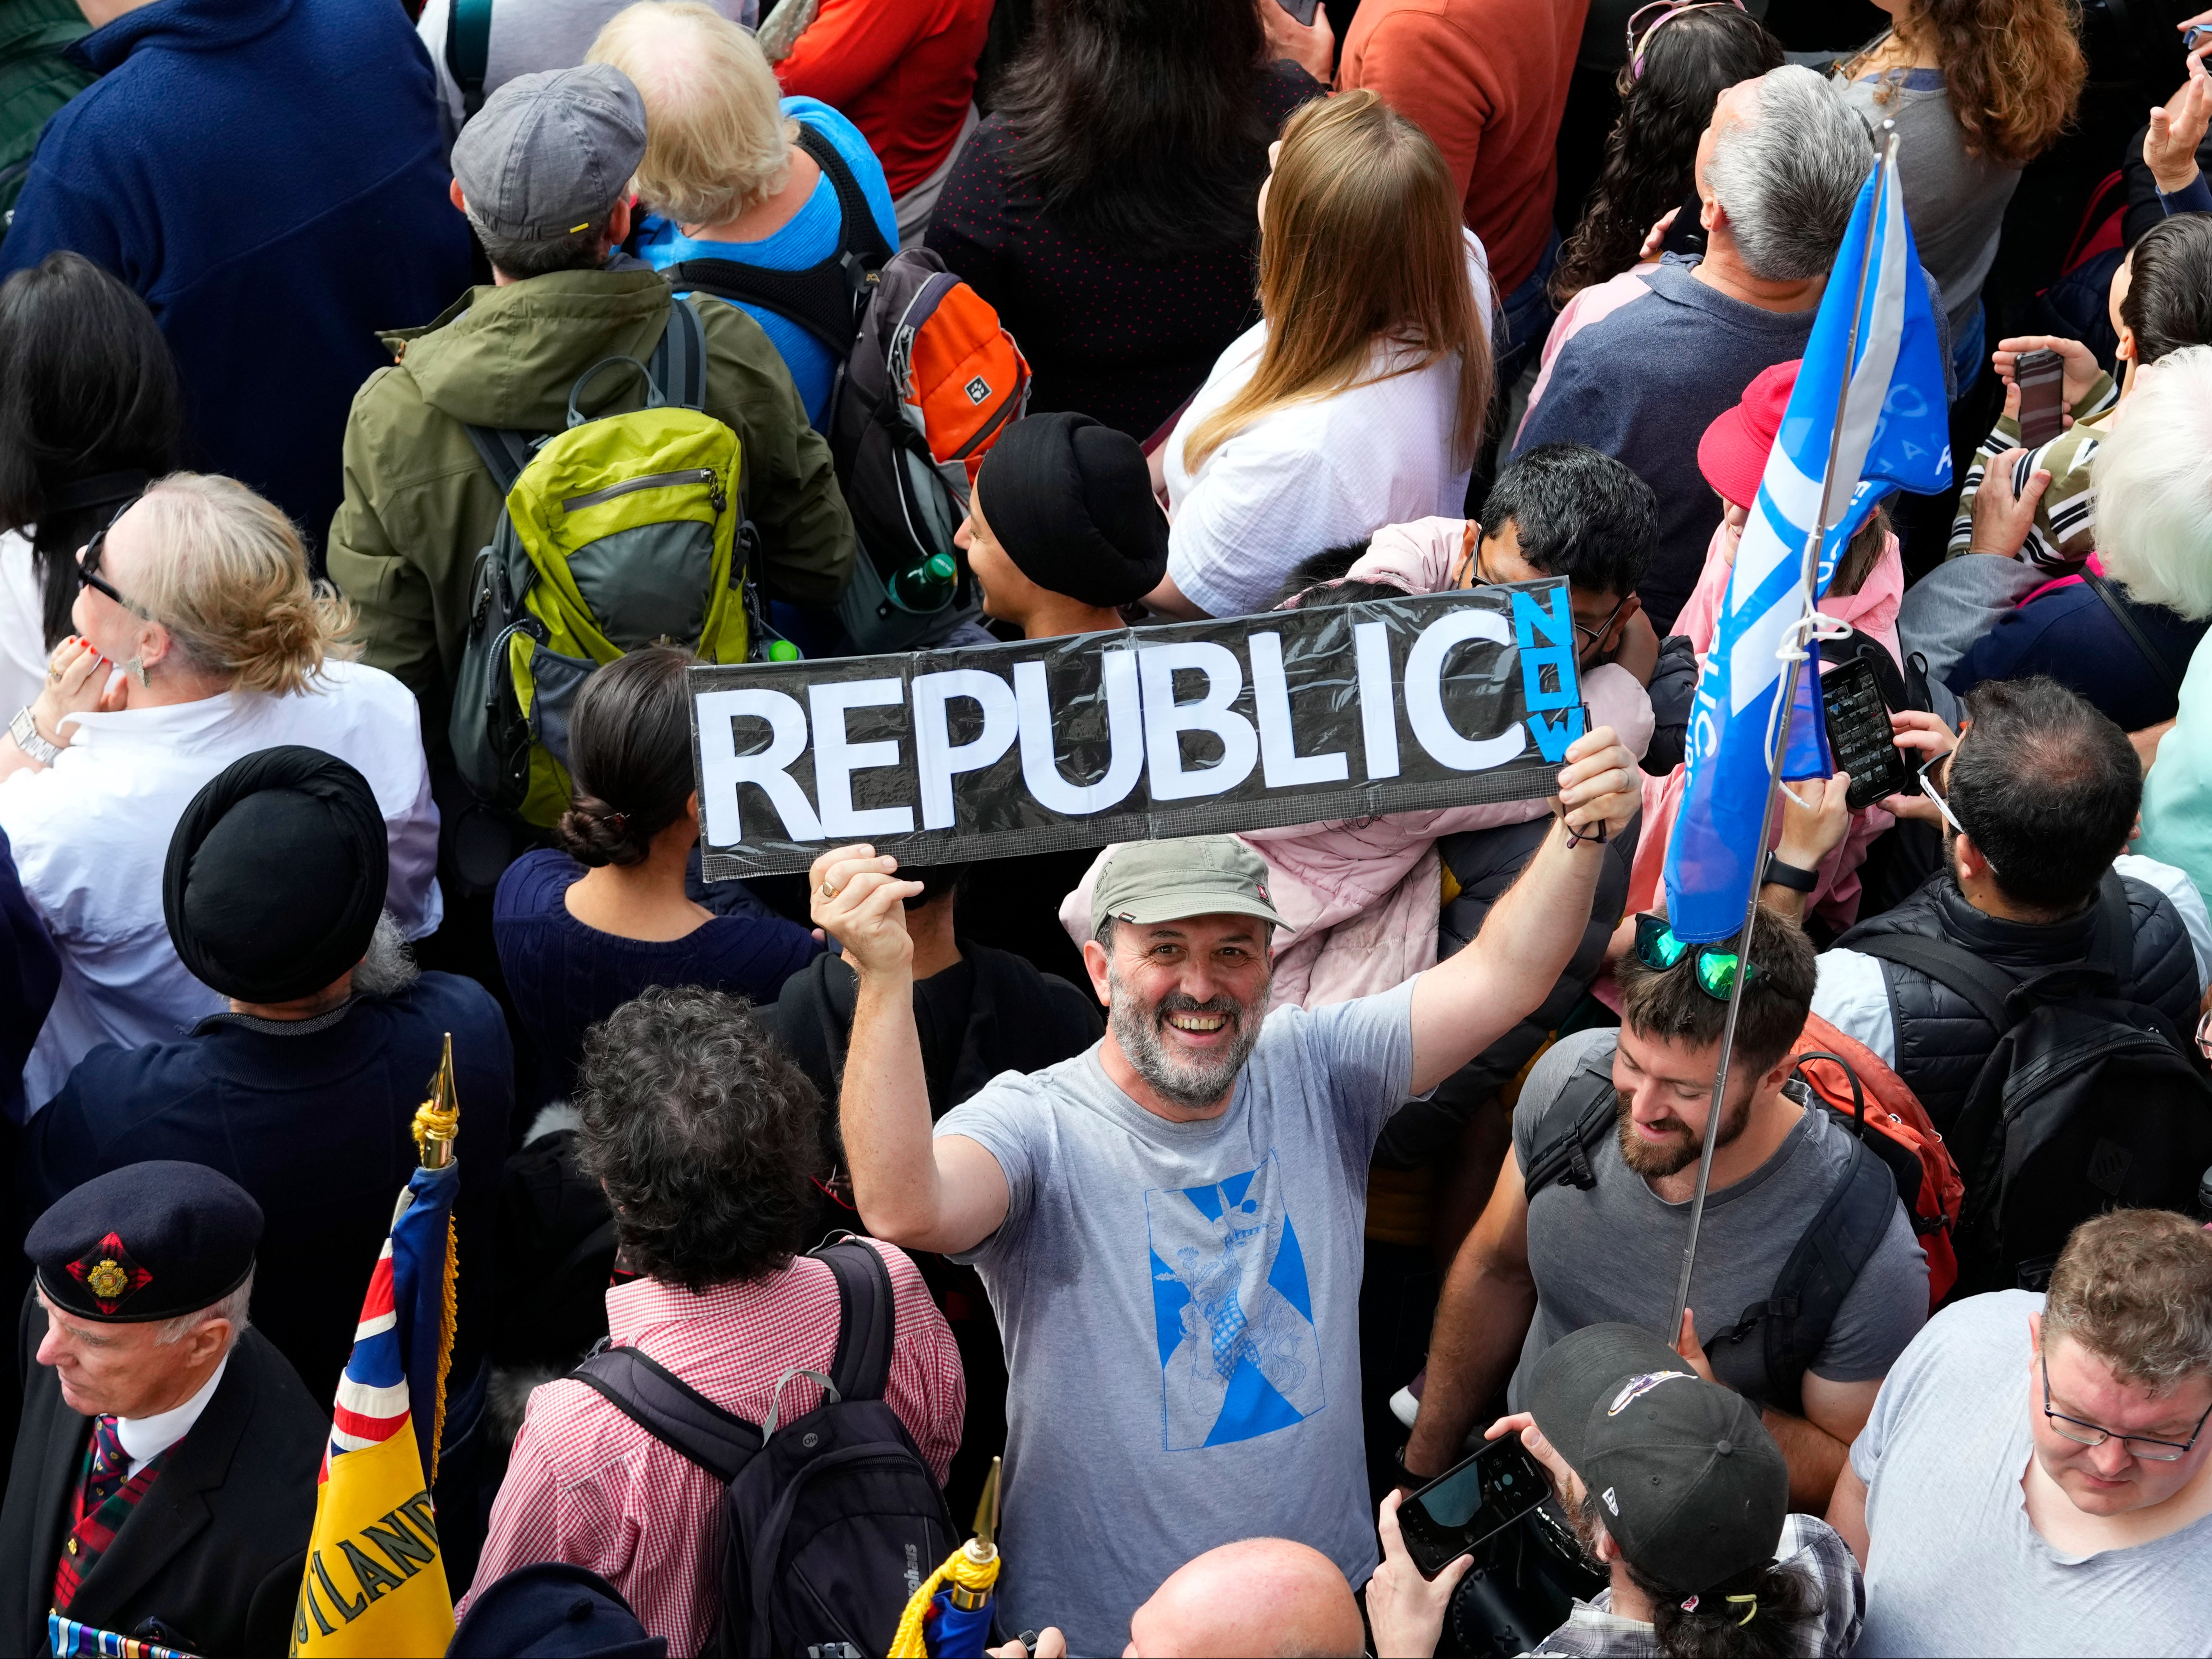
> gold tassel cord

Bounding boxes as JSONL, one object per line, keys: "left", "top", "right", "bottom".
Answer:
{"left": 887, "top": 1545, "right": 999, "bottom": 1659}
{"left": 411, "top": 1034, "right": 460, "bottom": 1486}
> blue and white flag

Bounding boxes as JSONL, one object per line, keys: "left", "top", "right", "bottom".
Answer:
{"left": 1664, "top": 141, "right": 1952, "bottom": 943}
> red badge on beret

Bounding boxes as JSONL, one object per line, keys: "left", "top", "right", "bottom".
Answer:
{"left": 65, "top": 1232, "right": 153, "bottom": 1316}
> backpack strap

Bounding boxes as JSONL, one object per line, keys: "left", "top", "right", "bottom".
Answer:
{"left": 650, "top": 293, "right": 708, "bottom": 413}
{"left": 459, "top": 424, "right": 536, "bottom": 498}
{"left": 571, "top": 1344, "right": 765, "bottom": 1484}
{"left": 1851, "top": 930, "right": 2020, "bottom": 1031}
{"left": 1705, "top": 1128, "right": 1900, "bottom": 1410}
{"left": 445, "top": 0, "right": 494, "bottom": 120}
{"left": 2090, "top": 867, "right": 2135, "bottom": 982}
{"left": 657, "top": 124, "right": 892, "bottom": 358}
{"left": 1519, "top": 1046, "right": 1620, "bottom": 1196}
{"left": 811, "top": 1236, "right": 897, "bottom": 1404}
{"left": 2081, "top": 569, "right": 2183, "bottom": 696}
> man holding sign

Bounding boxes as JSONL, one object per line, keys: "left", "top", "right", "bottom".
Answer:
{"left": 811, "top": 724, "right": 1641, "bottom": 1654}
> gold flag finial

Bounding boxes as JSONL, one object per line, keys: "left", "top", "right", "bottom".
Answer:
{"left": 411, "top": 1032, "right": 459, "bottom": 1168}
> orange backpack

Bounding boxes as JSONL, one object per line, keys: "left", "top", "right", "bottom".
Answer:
{"left": 1791, "top": 1013, "right": 1964, "bottom": 1308}
{"left": 827, "top": 249, "right": 1031, "bottom": 651}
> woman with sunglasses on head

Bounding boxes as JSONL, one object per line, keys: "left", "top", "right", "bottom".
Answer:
{"left": 1550, "top": 2, "right": 1785, "bottom": 308}
{"left": 0, "top": 473, "right": 440, "bottom": 1115}
{"left": 1830, "top": 0, "right": 2085, "bottom": 389}
{"left": 0, "top": 252, "right": 182, "bottom": 724}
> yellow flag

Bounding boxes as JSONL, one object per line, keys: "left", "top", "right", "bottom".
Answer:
{"left": 290, "top": 1424, "right": 452, "bottom": 1656}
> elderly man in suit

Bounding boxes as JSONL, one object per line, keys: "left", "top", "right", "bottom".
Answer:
{"left": 0, "top": 1162, "right": 325, "bottom": 1658}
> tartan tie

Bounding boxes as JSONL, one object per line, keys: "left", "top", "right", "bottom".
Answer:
{"left": 81, "top": 1417, "right": 127, "bottom": 1513}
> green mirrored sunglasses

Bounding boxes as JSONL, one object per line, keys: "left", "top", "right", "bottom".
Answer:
{"left": 1633, "top": 913, "right": 1764, "bottom": 1001}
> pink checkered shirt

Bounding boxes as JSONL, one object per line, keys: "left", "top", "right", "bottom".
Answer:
{"left": 462, "top": 1241, "right": 964, "bottom": 1655}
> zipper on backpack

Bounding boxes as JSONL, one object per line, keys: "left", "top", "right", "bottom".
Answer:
{"left": 563, "top": 468, "right": 725, "bottom": 514}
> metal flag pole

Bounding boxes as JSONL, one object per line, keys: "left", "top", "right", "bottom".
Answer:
{"left": 1664, "top": 133, "right": 1898, "bottom": 1349}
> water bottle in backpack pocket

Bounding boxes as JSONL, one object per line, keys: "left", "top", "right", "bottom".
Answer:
{"left": 449, "top": 298, "right": 755, "bottom": 828}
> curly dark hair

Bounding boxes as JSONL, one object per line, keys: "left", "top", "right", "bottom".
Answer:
{"left": 1551, "top": 7, "right": 1785, "bottom": 306}
{"left": 1622, "top": 1555, "right": 1825, "bottom": 1659}
{"left": 1843, "top": 0, "right": 2082, "bottom": 169}
{"left": 557, "top": 645, "right": 698, "bottom": 868}
{"left": 574, "top": 987, "right": 825, "bottom": 1292}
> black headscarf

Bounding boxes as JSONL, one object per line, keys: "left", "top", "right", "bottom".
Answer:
{"left": 976, "top": 412, "right": 1170, "bottom": 608}
{"left": 163, "top": 746, "right": 389, "bottom": 1005}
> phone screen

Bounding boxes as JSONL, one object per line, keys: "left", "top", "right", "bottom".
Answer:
{"left": 2014, "top": 348, "right": 2066, "bottom": 448}
{"left": 1820, "top": 654, "right": 1910, "bottom": 813}
{"left": 1399, "top": 1438, "right": 1551, "bottom": 1579}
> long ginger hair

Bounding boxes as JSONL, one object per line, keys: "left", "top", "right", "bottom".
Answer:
{"left": 1845, "top": 0, "right": 2084, "bottom": 168}
{"left": 1182, "top": 90, "right": 1491, "bottom": 476}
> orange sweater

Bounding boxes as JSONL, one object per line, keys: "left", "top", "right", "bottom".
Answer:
{"left": 1338, "top": 0, "right": 1589, "bottom": 293}
{"left": 774, "top": 0, "right": 993, "bottom": 200}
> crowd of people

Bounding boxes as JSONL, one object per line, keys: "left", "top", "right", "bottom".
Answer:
{"left": 2, "top": 0, "right": 2212, "bottom": 1654}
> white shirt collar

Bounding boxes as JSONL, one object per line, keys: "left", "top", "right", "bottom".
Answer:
{"left": 115, "top": 1352, "right": 228, "bottom": 1477}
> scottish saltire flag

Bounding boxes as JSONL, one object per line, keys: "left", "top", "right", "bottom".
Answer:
{"left": 1664, "top": 141, "right": 1953, "bottom": 942}
{"left": 290, "top": 1158, "right": 460, "bottom": 1657}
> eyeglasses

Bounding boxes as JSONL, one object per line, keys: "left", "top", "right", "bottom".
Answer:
{"left": 1634, "top": 913, "right": 1764, "bottom": 1001}
{"left": 2042, "top": 1357, "right": 2212, "bottom": 1462}
{"left": 75, "top": 514, "right": 149, "bottom": 620}
{"left": 1626, "top": 0, "right": 1748, "bottom": 78}
{"left": 1576, "top": 594, "right": 1631, "bottom": 665}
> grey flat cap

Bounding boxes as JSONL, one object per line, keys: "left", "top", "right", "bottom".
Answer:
{"left": 451, "top": 63, "right": 647, "bottom": 243}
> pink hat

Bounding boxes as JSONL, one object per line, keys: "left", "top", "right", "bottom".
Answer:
{"left": 1697, "top": 359, "right": 1801, "bottom": 511}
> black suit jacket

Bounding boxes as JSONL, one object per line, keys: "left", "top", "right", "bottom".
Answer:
{"left": 0, "top": 1322, "right": 325, "bottom": 1658}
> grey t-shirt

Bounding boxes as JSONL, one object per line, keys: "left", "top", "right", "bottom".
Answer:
{"left": 937, "top": 980, "right": 1417, "bottom": 1655}
{"left": 1507, "top": 1028, "right": 1928, "bottom": 1410}
{"left": 1851, "top": 1289, "right": 2212, "bottom": 1657}
{"left": 1835, "top": 62, "right": 2019, "bottom": 338}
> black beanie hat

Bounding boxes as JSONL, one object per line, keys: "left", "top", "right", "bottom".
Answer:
{"left": 975, "top": 412, "right": 1169, "bottom": 608}
{"left": 162, "top": 745, "right": 389, "bottom": 1005}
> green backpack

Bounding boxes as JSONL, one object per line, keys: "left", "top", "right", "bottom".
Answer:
{"left": 450, "top": 298, "right": 753, "bottom": 828}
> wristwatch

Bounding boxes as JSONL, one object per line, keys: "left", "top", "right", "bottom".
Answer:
{"left": 1762, "top": 853, "right": 1819, "bottom": 893}
{"left": 8, "top": 706, "right": 60, "bottom": 766}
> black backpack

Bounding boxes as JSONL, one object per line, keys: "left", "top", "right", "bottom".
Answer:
{"left": 1521, "top": 1042, "right": 1901, "bottom": 1414}
{"left": 1851, "top": 870, "right": 2212, "bottom": 1299}
{"left": 572, "top": 1239, "right": 955, "bottom": 1658}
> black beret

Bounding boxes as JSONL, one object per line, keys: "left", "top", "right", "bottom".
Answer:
{"left": 162, "top": 746, "right": 388, "bottom": 1005}
{"left": 29, "top": 1162, "right": 261, "bottom": 1324}
{"left": 976, "top": 412, "right": 1169, "bottom": 609}
{"left": 448, "top": 1563, "right": 667, "bottom": 1658}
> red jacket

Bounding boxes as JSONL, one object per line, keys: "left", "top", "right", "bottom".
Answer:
{"left": 775, "top": 0, "right": 992, "bottom": 199}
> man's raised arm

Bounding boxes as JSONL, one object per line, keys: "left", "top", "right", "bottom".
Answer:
{"left": 1408, "top": 727, "right": 1643, "bottom": 1094}
{"left": 810, "top": 846, "right": 1011, "bottom": 1255}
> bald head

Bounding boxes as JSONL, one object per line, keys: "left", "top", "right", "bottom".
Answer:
{"left": 1124, "top": 1538, "right": 1363, "bottom": 1658}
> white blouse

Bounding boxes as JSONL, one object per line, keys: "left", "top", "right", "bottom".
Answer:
{"left": 1161, "top": 229, "right": 1494, "bottom": 620}
{"left": 0, "top": 658, "right": 443, "bottom": 1112}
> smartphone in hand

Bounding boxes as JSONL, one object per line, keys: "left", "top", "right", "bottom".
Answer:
{"left": 2014, "top": 347, "right": 2067, "bottom": 448}
{"left": 1397, "top": 1436, "right": 1552, "bottom": 1579}
{"left": 1274, "top": 0, "right": 1321, "bottom": 25}
{"left": 1820, "top": 654, "right": 1911, "bottom": 813}
{"left": 1660, "top": 181, "right": 1707, "bottom": 259}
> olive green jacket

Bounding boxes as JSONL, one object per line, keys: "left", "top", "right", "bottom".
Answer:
{"left": 327, "top": 268, "right": 854, "bottom": 752}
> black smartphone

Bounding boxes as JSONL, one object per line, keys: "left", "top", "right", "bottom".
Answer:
{"left": 2014, "top": 347, "right": 2066, "bottom": 448}
{"left": 1660, "top": 181, "right": 1707, "bottom": 259}
{"left": 1820, "top": 654, "right": 1910, "bottom": 813}
{"left": 1398, "top": 1437, "right": 1552, "bottom": 1579}
{"left": 1274, "top": 0, "right": 1321, "bottom": 25}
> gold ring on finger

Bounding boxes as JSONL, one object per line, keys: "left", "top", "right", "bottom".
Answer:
{"left": 819, "top": 880, "right": 840, "bottom": 901}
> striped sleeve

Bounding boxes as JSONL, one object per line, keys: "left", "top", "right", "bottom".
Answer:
{"left": 1947, "top": 373, "right": 2118, "bottom": 568}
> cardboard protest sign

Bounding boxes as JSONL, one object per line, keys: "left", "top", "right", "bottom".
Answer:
{"left": 692, "top": 581, "right": 1585, "bottom": 878}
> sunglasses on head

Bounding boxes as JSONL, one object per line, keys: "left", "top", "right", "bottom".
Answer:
{"left": 1634, "top": 913, "right": 1763, "bottom": 1001}
{"left": 1626, "top": 0, "right": 1749, "bottom": 77}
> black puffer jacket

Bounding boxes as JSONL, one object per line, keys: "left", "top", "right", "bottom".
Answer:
{"left": 1372, "top": 811, "right": 1638, "bottom": 1167}
{"left": 1833, "top": 867, "right": 2201, "bottom": 1130}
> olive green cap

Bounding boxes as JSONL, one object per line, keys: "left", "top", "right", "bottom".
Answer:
{"left": 1090, "top": 837, "right": 1288, "bottom": 937}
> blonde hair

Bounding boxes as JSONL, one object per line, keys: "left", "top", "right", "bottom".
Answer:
{"left": 1182, "top": 90, "right": 1492, "bottom": 477}
{"left": 2093, "top": 346, "right": 2212, "bottom": 623}
{"left": 129, "top": 474, "right": 354, "bottom": 697}
{"left": 588, "top": 1, "right": 796, "bottom": 227}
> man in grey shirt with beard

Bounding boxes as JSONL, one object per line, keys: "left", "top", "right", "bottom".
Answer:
{"left": 804, "top": 722, "right": 1643, "bottom": 1656}
{"left": 1403, "top": 904, "right": 1928, "bottom": 1515}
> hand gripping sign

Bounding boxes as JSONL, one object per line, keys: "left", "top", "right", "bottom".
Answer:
{"left": 692, "top": 582, "right": 1586, "bottom": 878}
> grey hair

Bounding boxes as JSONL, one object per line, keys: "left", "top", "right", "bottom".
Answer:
{"left": 154, "top": 1270, "right": 253, "bottom": 1349}
{"left": 2094, "top": 346, "right": 2212, "bottom": 622}
{"left": 1705, "top": 65, "right": 1873, "bottom": 282}
{"left": 351, "top": 912, "right": 421, "bottom": 1001}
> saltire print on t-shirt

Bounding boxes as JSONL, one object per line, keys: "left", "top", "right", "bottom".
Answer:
{"left": 1147, "top": 1151, "right": 1325, "bottom": 1449}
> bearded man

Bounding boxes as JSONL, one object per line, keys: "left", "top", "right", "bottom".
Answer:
{"left": 1399, "top": 902, "right": 1931, "bottom": 1521}
{"left": 808, "top": 724, "right": 1644, "bottom": 1657}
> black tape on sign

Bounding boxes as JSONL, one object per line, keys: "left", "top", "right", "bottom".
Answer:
{"left": 691, "top": 581, "right": 1588, "bottom": 878}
